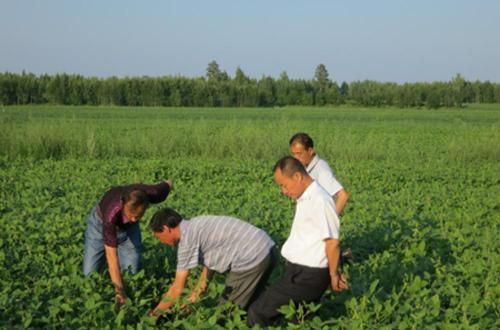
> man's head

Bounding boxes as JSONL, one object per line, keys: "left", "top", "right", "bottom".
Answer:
{"left": 122, "top": 189, "right": 149, "bottom": 222}
{"left": 289, "top": 133, "right": 315, "bottom": 167}
{"left": 273, "top": 156, "right": 312, "bottom": 200}
{"left": 149, "top": 208, "right": 183, "bottom": 246}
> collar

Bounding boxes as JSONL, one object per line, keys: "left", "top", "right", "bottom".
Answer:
{"left": 180, "top": 219, "right": 190, "bottom": 236}
{"left": 297, "top": 180, "right": 317, "bottom": 202}
{"left": 306, "top": 154, "right": 320, "bottom": 173}
{"left": 118, "top": 202, "right": 131, "bottom": 224}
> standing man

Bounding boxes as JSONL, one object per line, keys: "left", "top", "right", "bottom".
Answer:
{"left": 289, "top": 132, "right": 349, "bottom": 216}
{"left": 247, "top": 156, "right": 348, "bottom": 327}
{"left": 148, "top": 208, "right": 276, "bottom": 317}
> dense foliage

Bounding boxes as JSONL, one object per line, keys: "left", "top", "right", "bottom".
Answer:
{"left": 1, "top": 64, "right": 500, "bottom": 108}
{"left": 1, "top": 106, "right": 499, "bottom": 329}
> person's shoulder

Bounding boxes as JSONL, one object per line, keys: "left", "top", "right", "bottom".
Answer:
{"left": 104, "top": 185, "right": 123, "bottom": 194}
{"left": 191, "top": 215, "right": 217, "bottom": 222}
{"left": 305, "top": 183, "right": 336, "bottom": 216}
{"left": 189, "top": 215, "right": 221, "bottom": 227}
{"left": 309, "top": 181, "right": 333, "bottom": 201}
{"left": 316, "top": 156, "right": 333, "bottom": 171}
{"left": 99, "top": 185, "right": 124, "bottom": 204}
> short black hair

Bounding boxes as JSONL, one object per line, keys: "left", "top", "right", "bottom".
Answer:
{"left": 273, "top": 156, "right": 308, "bottom": 177}
{"left": 289, "top": 132, "right": 314, "bottom": 149}
{"left": 149, "top": 208, "right": 183, "bottom": 232}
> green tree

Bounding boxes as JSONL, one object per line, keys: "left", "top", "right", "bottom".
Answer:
{"left": 426, "top": 87, "right": 441, "bottom": 109}
{"left": 450, "top": 73, "right": 467, "bottom": 107}
{"left": 233, "top": 67, "right": 251, "bottom": 107}
{"left": 234, "top": 67, "right": 249, "bottom": 85}
{"left": 325, "top": 81, "right": 342, "bottom": 105}
{"left": 0, "top": 72, "right": 18, "bottom": 105}
{"left": 314, "top": 64, "right": 330, "bottom": 91}
{"left": 17, "top": 70, "right": 38, "bottom": 104}
{"left": 314, "top": 64, "right": 330, "bottom": 105}
{"left": 257, "top": 76, "right": 276, "bottom": 106}
{"left": 46, "top": 74, "right": 70, "bottom": 104}
{"left": 479, "top": 81, "right": 495, "bottom": 103}
{"left": 206, "top": 60, "right": 228, "bottom": 82}
{"left": 276, "top": 71, "right": 291, "bottom": 106}
{"left": 493, "top": 83, "right": 500, "bottom": 103}
{"left": 339, "top": 81, "right": 349, "bottom": 96}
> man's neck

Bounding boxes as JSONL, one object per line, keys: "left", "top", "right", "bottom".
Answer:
{"left": 305, "top": 153, "right": 317, "bottom": 168}
{"left": 297, "top": 175, "right": 314, "bottom": 199}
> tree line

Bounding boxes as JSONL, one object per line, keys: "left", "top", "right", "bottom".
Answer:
{"left": 1, "top": 62, "right": 500, "bottom": 108}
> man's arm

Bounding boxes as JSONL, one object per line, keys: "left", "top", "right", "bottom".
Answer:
{"left": 324, "top": 238, "right": 348, "bottom": 291}
{"left": 104, "top": 245, "right": 126, "bottom": 304}
{"left": 334, "top": 189, "right": 349, "bottom": 216}
{"left": 188, "top": 266, "right": 212, "bottom": 303}
{"left": 133, "top": 180, "right": 172, "bottom": 204}
{"left": 150, "top": 270, "right": 189, "bottom": 317}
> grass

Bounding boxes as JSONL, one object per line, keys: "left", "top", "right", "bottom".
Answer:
{"left": 1, "top": 104, "right": 499, "bottom": 162}
{"left": 1, "top": 104, "right": 499, "bottom": 328}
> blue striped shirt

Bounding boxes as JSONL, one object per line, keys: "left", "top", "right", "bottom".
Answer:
{"left": 176, "top": 216, "right": 275, "bottom": 273}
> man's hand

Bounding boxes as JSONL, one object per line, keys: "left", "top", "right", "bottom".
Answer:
{"left": 188, "top": 266, "right": 209, "bottom": 303}
{"left": 325, "top": 238, "right": 347, "bottom": 291}
{"left": 148, "top": 270, "right": 189, "bottom": 318}
{"left": 115, "top": 289, "right": 127, "bottom": 306}
{"left": 188, "top": 291, "right": 199, "bottom": 303}
{"left": 148, "top": 306, "right": 159, "bottom": 318}
{"left": 187, "top": 285, "right": 205, "bottom": 303}
{"left": 165, "top": 179, "right": 174, "bottom": 190}
{"left": 331, "top": 272, "right": 349, "bottom": 292}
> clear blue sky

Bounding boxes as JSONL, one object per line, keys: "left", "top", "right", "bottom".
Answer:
{"left": 1, "top": 0, "right": 499, "bottom": 83}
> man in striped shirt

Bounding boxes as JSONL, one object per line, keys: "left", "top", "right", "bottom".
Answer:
{"left": 148, "top": 208, "right": 276, "bottom": 317}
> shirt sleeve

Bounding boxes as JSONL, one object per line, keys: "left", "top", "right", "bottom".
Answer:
{"left": 130, "top": 182, "right": 170, "bottom": 204}
{"left": 176, "top": 234, "right": 200, "bottom": 271}
{"left": 317, "top": 170, "right": 343, "bottom": 198}
{"left": 314, "top": 198, "right": 340, "bottom": 241}
{"left": 102, "top": 219, "right": 118, "bottom": 247}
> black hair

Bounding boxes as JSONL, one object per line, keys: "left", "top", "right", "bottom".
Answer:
{"left": 273, "top": 156, "right": 308, "bottom": 177}
{"left": 122, "top": 189, "right": 149, "bottom": 210}
{"left": 149, "top": 208, "right": 183, "bottom": 232}
{"left": 289, "top": 132, "right": 314, "bottom": 149}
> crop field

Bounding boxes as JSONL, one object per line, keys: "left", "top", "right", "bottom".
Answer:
{"left": 1, "top": 105, "right": 499, "bottom": 329}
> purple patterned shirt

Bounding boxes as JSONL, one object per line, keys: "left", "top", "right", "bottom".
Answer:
{"left": 96, "top": 182, "right": 170, "bottom": 247}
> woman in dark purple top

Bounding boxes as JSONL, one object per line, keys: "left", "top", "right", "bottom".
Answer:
{"left": 83, "top": 180, "right": 172, "bottom": 305}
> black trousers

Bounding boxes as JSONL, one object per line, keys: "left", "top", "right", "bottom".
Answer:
{"left": 247, "top": 261, "right": 330, "bottom": 327}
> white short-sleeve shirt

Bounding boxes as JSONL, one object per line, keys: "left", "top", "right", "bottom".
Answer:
{"left": 306, "top": 154, "right": 343, "bottom": 198}
{"left": 281, "top": 181, "right": 340, "bottom": 268}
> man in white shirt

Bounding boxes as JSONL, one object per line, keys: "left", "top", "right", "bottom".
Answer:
{"left": 289, "top": 132, "right": 349, "bottom": 216}
{"left": 247, "top": 156, "right": 348, "bottom": 327}
{"left": 290, "top": 132, "right": 354, "bottom": 266}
